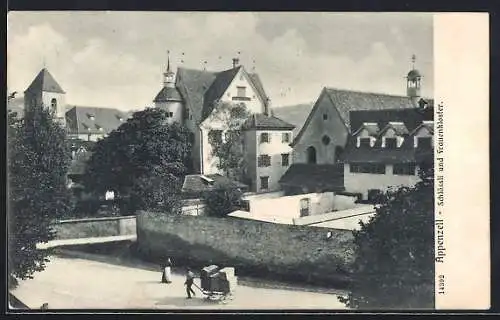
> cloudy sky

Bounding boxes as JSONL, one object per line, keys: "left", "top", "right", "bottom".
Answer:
{"left": 7, "top": 12, "right": 433, "bottom": 111}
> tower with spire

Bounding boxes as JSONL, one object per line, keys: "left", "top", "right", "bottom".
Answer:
{"left": 406, "top": 54, "right": 422, "bottom": 101}
{"left": 24, "top": 68, "right": 67, "bottom": 126}
{"left": 153, "top": 50, "right": 184, "bottom": 124}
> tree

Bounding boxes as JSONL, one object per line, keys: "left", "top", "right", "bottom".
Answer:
{"left": 82, "top": 108, "right": 192, "bottom": 213}
{"left": 208, "top": 102, "right": 251, "bottom": 183}
{"left": 201, "top": 185, "right": 244, "bottom": 218}
{"left": 8, "top": 107, "right": 72, "bottom": 289}
{"left": 339, "top": 162, "right": 435, "bottom": 309}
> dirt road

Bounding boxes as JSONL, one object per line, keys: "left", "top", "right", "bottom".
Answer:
{"left": 12, "top": 255, "right": 349, "bottom": 310}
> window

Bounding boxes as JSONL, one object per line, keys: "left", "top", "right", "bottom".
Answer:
{"left": 323, "top": 113, "right": 328, "bottom": 120}
{"left": 258, "top": 155, "right": 271, "bottom": 167}
{"left": 169, "top": 112, "right": 173, "bottom": 117}
{"left": 358, "top": 137, "right": 371, "bottom": 147}
{"left": 300, "top": 198, "right": 310, "bottom": 217}
{"left": 282, "top": 132, "right": 291, "bottom": 143}
{"left": 87, "top": 113, "right": 95, "bottom": 121}
{"left": 281, "top": 153, "right": 290, "bottom": 166}
{"left": 384, "top": 137, "right": 397, "bottom": 149}
{"left": 322, "top": 135, "right": 331, "bottom": 146}
{"left": 260, "top": 176, "right": 269, "bottom": 190}
{"left": 393, "top": 163, "right": 416, "bottom": 176}
{"left": 208, "top": 130, "right": 223, "bottom": 144}
{"left": 350, "top": 163, "right": 386, "bottom": 174}
{"left": 50, "top": 98, "right": 57, "bottom": 113}
{"left": 184, "top": 108, "right": 190, "bottom": 120}
{"left": 237, "top": 86, "right": 247, "bottom": 97}
{"left": 260, "top": 132, "right": 270, "bottom": 143}
{"left": 416, "top": 137, "right": 432, "bottom": 149}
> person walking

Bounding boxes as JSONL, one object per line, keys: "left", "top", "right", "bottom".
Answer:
{"left": 184, "top": 267, "right": 196, "bottom": 299}
{"left": 161, "top": 258, "right": 173, "bottom": 284}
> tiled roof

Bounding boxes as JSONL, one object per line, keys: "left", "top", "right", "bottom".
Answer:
{"left": 242, "top": 113, "right": 295, "bottom": 130}
{"left": 341, "top": 108, "right": 434, "bottom": 164}
{"left": 324, "top": 87, "right": 419, "bottom": 129}
{"left": 65, "top": 106, "right": 127, "bottom": 135}
{"left": 349, "top": 107, "right": 433, "bottom": 135}
{"left": 24, "top": 68, "right": 65, "bottom": 94}
{"left": 272, "top": 103, "right": 314, "bottom": 137}
{"left": 279, "top": 163, "right": 345, "bottom": 192}
{"left": 352, "top": 122, "right": 380, "bottom": 136}
{"left": 175, "top": 66, "right": 268, "bottom": 124}
{"left": 153, "top": 86, "right": 183, "bottom": 102}
{"left": 181, "top": 174, "right": 248, "bottom": 195}
{"left": 291, "top": 87, "right": 426, "bottom": 147}
{"left": 202, "top": 67, "right": 242, "bottom": 119}
{"left": 379, "top": 122, "right": 409, "bottom": 136}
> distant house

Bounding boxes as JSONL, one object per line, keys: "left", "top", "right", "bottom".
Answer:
{"left": 65, "top": 106, "right": 128, "bottom": 141}
{"left": 340, "top": 107, "right": 433, "bottom": 200}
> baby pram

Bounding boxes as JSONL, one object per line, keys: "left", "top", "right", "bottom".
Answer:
{"left": 194, "top": 265, "right": 237, "bottom": 303}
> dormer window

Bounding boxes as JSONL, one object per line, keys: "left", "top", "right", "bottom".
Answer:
{"left": 384, "top": 137, "right": 397, "bottom": 149}
{"left": 357, "top": 137, "right": 373, "bottom": 148}
{"left": 116, "top": 114, "right": 124, "bottom": 122}
{"left": 415, "top": 136, "right": 433, "bottom": 149}
{"left": 87, "top": 113, "right": 95, "bottom": 121}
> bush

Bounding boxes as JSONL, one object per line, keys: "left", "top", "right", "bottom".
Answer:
{"left": 201, "top": 186, "right": 243, "bottom": 217}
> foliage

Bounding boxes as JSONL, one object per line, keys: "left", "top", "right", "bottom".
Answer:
{"left": 338, "top": 162, "right": 435, "bottom": 309}
{"left": 8, "top": 107, "right": 72, "bottom": 289}
{"left": 201, "top": 185, "right": 244, "bottom": 218}
{"left": 82, "top": 108, "right": 192, "bottom": 213}
{"left": 208, "top": 102, "right": 251, "bottom": 182}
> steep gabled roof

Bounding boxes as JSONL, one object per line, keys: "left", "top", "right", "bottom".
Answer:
{"left": 202, "top": 67, "right": 242, "bottom": 119}
{"left": 175, "top": 66, "right": 269, "bottom": 124}
{"left": 242, "top": 113, "right": 295, "bottom": 131}
{"left": 153, "top": 86, "right": 183, "bottom": 103}
{"left": 65, "top": 106, "right": 127, "bottom": 135}
{"left": 352, "top": 122, "right": 380, "bottom": 137}
{"left": 378, "top": 122, "right": 409, "bottom": 136}
{"left": 181, "top": 174, "right": 248, "bottom": 195}
{"left": 410, "top": 121, "right": 434, "bottom": 135}
{"left": 24, "top": 68, "right": 65, "bottom": 94}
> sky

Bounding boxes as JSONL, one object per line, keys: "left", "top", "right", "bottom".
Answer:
{"left": 7, "top": 12, "right": 434, "bottom": 111}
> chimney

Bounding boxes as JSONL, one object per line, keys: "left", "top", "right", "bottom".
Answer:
{"left": 232, "top": 58, "right": 240, "bottom": 68}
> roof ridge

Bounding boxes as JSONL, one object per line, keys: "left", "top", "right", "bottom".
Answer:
{"left": 70, "top": 105, "right": 126, "bottom": 111}
{"left": 324, "top": 86, "right": 411, "bottom": 99}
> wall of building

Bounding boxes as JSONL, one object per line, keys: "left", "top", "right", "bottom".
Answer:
{"left": 293, "top": 92, "right": 349, "bottom": 164}
{"left": 243, "top": 130, "right": 258, "bottom": 191}
{"left": 41, "top": 91, "right": 67, "bottom": 125}
{"left": 255, "top": 129, "right": 294, "bottom": 192}
{"left": 344, "top": 163, "right": 421, "bottom": 199}
{"left": 68, "top": 133, "right": 106, "bottom": 142}
{"left": 154, "top": 101, "right": 184, "bottom": 125}
{"left": 219, "top": 68, "right": 266, "bottom": 115}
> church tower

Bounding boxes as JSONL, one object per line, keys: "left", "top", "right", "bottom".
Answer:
{"left": 24, "top": 68, "right": 67, "bottom": 126}
{"left": 153, "top": 51, "right": 184, "bottom": 124}
{"left": 406, "top": 54, "right": 422, "bottom": 102}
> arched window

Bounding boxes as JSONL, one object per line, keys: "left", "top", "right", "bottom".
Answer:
{"left": 334, "top": 146, "right": 344, "bottom": 163}
{"left": 306, "top": 146, "right": 317, "bottom": 164}
{"left": 50, "top": 98, "right": 57, "bottom": 114}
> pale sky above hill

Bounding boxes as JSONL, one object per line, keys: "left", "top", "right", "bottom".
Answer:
{"left": 7, "top": 12, "right": 433, "bottom": 111}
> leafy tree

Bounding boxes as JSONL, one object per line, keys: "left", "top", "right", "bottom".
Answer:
{"left": 8, "top": 107, "right": 72, "bottom": 289}
{"left": 82, "top": 108, "right": 192, "bottom": 213}
{"left": 201, "top": 185, "right": 244, "bottom": 218}
{"left": 339, "top": 162, "right": 435, "bottom": 309}
{"left": 208, "top": 102, "right": 251, "bottom": 183}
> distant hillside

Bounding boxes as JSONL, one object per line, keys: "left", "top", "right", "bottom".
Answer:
{"left": 272, "top": 103, "right": 314, "bottom": 136}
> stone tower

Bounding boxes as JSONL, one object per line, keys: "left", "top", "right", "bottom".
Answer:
{"left": 24, "top": 68, "right": 67, "bottom": 126}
